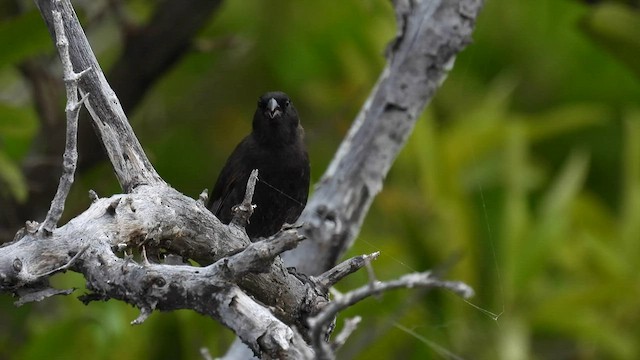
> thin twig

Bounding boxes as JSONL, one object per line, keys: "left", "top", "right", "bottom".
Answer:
{"left": 284, "top": 0, "right": 485, "bottom": 276}
{"left": 199, "top": 347, "right": 214, "bottom": 360}
{"left": 331, "top": 316, "right": 361, "bottom": 352}
{"left": 222, "top": 229, "right": 305, "bottom": 278}
{"left": 231, "top": 169, "right": 258, "bottom": 229}
{"left": 131, "top": 306, "right": 152, "bottom": 325}
{"left": 141, "top": 245, "right": 150, "bottom": 265}
{"left": 88, "top": 189, "right": 100, "bottom": 202}
{"left": 364, "top": 254, "right": 379, "bottom": 300}
{"left": 40, "top": 3, "right": 90, "bottom": 234}
{"left": 308, "top": 271, "right": 474, "bottom": 359}
{"left": 197, "top": 189, "right": 209, "bottom": 205}
{"left": 315, "top": 252, "right": 379, "bottom": 290}
{"left": 14, "top": 287, "right": 75, "bottom": 307}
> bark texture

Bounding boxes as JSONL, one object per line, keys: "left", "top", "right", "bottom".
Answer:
{"left": 0, "top": 0, "right": 484, "bottom": 358}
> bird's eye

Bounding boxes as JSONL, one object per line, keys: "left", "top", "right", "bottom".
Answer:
{"left": 284, "top": 100, "right": 291, "bottom": 108}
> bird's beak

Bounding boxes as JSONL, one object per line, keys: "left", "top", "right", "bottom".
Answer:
{"left": 266, "top": 98, "right": 281, "bottom": 119}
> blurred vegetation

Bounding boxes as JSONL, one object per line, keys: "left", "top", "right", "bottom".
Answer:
{"left": 1, "top": 0, "right": 639, "bottom": 359}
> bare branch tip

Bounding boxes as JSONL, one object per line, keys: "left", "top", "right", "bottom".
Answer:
{"left": 231, "top": 169, "right": 260, "bottom": 227}
{"left": 88, "top": 189, "right": 99, "bottom": 202}
{"left": 199, "top": 347, "right": 214, "bottom": 360}
{"left": 141, "top": 246, "right": 151, "bottom": 265}
{"left": 66, "top": 92, "right": 89, "bottom": 112}
{"left": 25, "top": 221, "right": 39, "bottom": 234}
{"left": 77, "top": 67, "right": 92, "bottom": 78}
{"left": 366, "top": 251, "right": 380, "bottom": 261}
{"left": 131, "top": 307, "right": 152, "bottom": 325}
{"left": 331, "top": 316, "right": 362, "bottom": 351}
{"left": 455, "top": 282, "right": 475, "bottom": 299}
{"left": 78, "top": 91, "right": 90, "bottom": 104}
{"left": 65, "top": 68, "right": 92, "bottom": 84}
{"left": 243, "top": 169, "right": 259, "bottom": 204}
{"left": 197, "top": 189, "right": 209, "bottom": 204}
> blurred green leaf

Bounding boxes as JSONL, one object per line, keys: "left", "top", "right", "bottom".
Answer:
{"left": 0, "top": 11, "right": 52, "bottom": 69}
{"left": 3, "top": 0, "right": 640, "bottom": 359}
{"left": 0, "top": 102, "right": 39, "bottom": 137}
{"left": 522, "top": 103, "right": 609, "bottom": 141}
{"left": 0, "top": 151, "right": 27, "bottom": 202}
{"left": 515, "top": 151, "right": 590, "bottom": 286}
{"left": 620, "top": 109, "right": 640, "bottom": 257}
{"left": 581, "top": 3, "right": 640, "bottom": 78}
{"left": 533, "top": 286, "right": 637, "bottom": 360}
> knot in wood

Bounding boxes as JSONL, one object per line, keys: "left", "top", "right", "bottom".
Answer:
{"left": 12, "top": 258, "right": 23, "bottom": 273}
{"left": 153, "top": 276, "right": 166, "bottom": 288}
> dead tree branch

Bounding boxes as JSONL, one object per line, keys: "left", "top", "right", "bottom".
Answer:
{"left": 308, "top": 272, "right": 475, "bottom": 359}
{"left": 35, "top": 0, "right": 164, "bottom": 192}
{"left": 283, "top": 0, "right": 485, "bottom": 275}
{"left": 0, "top": 0, "right": 484, "bottom": 358}
{"left": 1, "top": 0, "right": 225, "bottom": 243}
{"left": 1, "top": 184, "right": 318, "bottom": 358}
{"left": 231, "top": 169, "right": 259, "bottom": 229}
{"left": 314, "top": 252, "right": 380, "bottom": 290}
{"left": 40, "top": 4, "right": 90, "bottom": 234}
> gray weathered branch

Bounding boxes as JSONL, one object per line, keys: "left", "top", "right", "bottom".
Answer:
{"left": 283, "top": 0, "right": 484, "bottom": 275}
{"left": 0, "top": 0, "right": 225, "bottom": 243}
{"left": 1, "top": 185, "right": 317, "bottom": 358}
{"left": 35, "top": 0, "right": 164, "bottom": 192}
{"left": 40, "top": 4, "right": 90, "bottom": 234}
{"left": 231, "top": 0, "right": 485, "bottom": 356}
{"left": 231, "top": 169, "right": 259, "bottom": 229}
{"left": 330, "top": 316, "right": 362, "bottom": 353}
{"left": 308, "top": 272, "right": 475, "bottom": 359}
{"left": 314, "top": 252, "right": 380, "bottom": 290}
{"left": 1, "top": 0, "right": 484, "bottom": 358}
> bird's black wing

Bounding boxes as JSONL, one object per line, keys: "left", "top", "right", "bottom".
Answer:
{"left": 283, "top": 149, "right": 311, "bottom": 224}
{"left": 208, "top": 136, "right": 254, "bottom": 223}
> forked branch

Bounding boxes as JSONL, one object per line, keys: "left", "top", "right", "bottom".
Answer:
{"left": 40, "top": 3, "right": 90, "bottom": 234}
{"left": 0, "top": 0, "right": 486, "bottom": 359}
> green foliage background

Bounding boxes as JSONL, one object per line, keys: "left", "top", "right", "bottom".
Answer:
{"left": 1, "top": 0, "right": 640, "bottom": 359}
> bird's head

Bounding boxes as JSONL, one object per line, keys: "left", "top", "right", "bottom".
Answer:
{"left": 257, "top": 92, "right": 294, "bottom": 121}
{"left": 264, "top": 96, "right": 283, "bottom": 120}
{"left": 253, "top": 91, "right": 301, "bottom": 146}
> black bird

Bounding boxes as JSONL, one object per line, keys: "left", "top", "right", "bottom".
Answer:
{"left": 208, "top": 91, "right": 310, "bottom": 239}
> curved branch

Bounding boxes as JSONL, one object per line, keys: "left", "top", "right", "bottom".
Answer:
{"left": 77, "top": 0, "right": 226, "bottom": 173}
{"left": 0, "top": 185, "right": 317, "bottom": 358}
{"left": 35, "top": 0, "right": 164, "bottom": 192}
{"left": 283, "top": 0, "right": 485, "bottom": 275}
{"left": 1, "top": 1, "right": 484, "bottom": 358}
{"left": 0, "top": 184, "right": 328, "bottom": 353}
{"left": 1, "top": 0, "right": 225, "bottom": 242}
{"left": 308, "top": 272, "right": 474, "bottom": 359}
{"left": 40, "top": 5, "right": 90, "bottom": 233}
